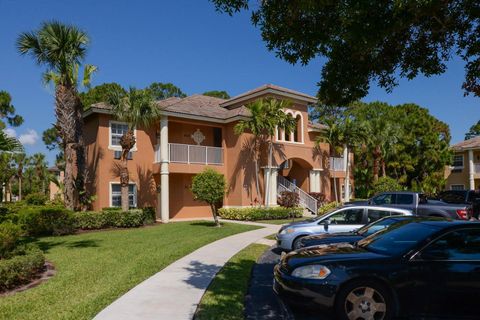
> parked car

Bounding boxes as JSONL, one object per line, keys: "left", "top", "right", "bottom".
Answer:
{"left": 274, "top": 218, "right": 480, "bottom": 320}
{"left": 347, "top": 191, "right": 470, "bottom": 219}
{"left": 297, "top": 215, "right": 419, "bottom": 249}
{"left": 275, "top": 206, "right": 412, "bottom": 250}
{"left": 435, "top": 189, "right": 480, "bottom": 218}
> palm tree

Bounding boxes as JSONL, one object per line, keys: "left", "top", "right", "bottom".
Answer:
{"left": 17, "top": 21, "right": 96, "bottom": 210}
{"left": 30, "top": 153, "right": 48, "bottom": 194}
{"left": 234, "top": 98, "right": 295, "bottom": 207}
{"left": 107, "top": 87, "right": 160, "bottom": 211}
{"left": 13, "top": 153, "right": 27, "bottom": 200}
{"left": 0, "top": 131, "right": 22, "bottom": 153}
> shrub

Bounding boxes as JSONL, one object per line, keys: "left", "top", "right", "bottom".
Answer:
{"left": 191, "top": 169, "right": 226, "bottom": 226}
{"left": 218, "top": 207, "right": 302, "bottom": 221}
{"left": 371, "top": 177, "right": 403, "bottom": 195}
{"left": 318, "top": 201, "right": 340, "bottom": 216}
{"left": 74, "top": 208, "right": 154, "bottom": 230}
{"left": 18, "top": 206, "right": 76, "bottom": 236}
{"left": 142, "top": 207, "right": 156, "bottom": 225}
{"left": 0, "top": 222, "right": 22, "bottom": 259}
{"left": 308, "top": 192, "right": 326, "bottom": 204}
{"left": 101, "top": 207, "right": 122, "bottom": 212}
{"left": 0, "top": 245, "right": 45, "bottom": 292}
{"left": 24, "top": 192, "right": 48, "bottom": 205}
{"left": 278, "top": 191, "right": 300, "bottom": 208}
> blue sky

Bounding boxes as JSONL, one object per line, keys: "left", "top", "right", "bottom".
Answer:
{"left": 0, "top": 0, "right": 478, "bottom": 165}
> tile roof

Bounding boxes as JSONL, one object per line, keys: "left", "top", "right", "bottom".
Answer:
{"left": 452, "top": 136, "right": 480, "bottom": 151}
{"left": 307, "top": 122, "right": 328, "bottom": 131}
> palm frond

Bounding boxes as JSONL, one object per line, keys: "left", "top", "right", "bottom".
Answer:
{"left": 82, "top": 64, "right": 97, "bottom": 88}
{"left": 0, "top": 131, "right": 23, "bottom": 153}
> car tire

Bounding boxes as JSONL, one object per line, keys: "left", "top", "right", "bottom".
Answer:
{"left": 335, "top": 280, "right": 395, "bottom": 320}
{"left": 292, "top": 236, "right": 305, "bottom": 250}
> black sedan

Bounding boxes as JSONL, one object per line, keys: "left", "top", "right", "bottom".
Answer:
{"left": 298, "top": 216, "right": 416, "bottom": 249}
{"left": 274, "top": 218, "right": 480, "bottom": 320}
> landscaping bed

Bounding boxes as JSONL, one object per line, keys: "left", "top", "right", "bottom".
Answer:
{"left": 0, "top": 221, "right": 258, "bottom": 320}
{"left": 218, "top": 207, "right": 302, "bottom": 221}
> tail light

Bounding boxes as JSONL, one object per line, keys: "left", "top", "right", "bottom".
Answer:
{"left": 456, "top": 209, "right": 468, "bottom": 220}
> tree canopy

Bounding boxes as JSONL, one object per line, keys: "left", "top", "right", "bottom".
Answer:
{"left": 465, "top": 120, "right": 480, "bottom": 140}
{"left": 0, "top": 91, "right": 24, "bottom": 129}
{"left": 203, "top": 90, "right": 230, "bottom": 99}
{"left": 146, "top": 82, "right": 186, "bottom": 100}
{"left": 80, "top": 82, "right": 125, "bottom": 108}
{"left": 211, "top": 0, "right": 480, "bottom": 105}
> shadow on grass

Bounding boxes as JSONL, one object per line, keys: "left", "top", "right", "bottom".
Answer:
{"left": 190, "top": 221, "right": 224, "bottom": 227}
{"left": 29, "top": 239, "right": 102, "bottom": 253}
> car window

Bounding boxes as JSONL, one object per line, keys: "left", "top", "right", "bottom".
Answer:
{"left": 396, "top": 194, "right": 413, "bottom": 205}
{"left": 367, "top": 209, "right": 391, "bottom": 223}
{"left": 372, "top": 194, "right": 394, "bottom": 205}
{"left": 328, "top": 209, "right": 364, "bottom": 225}
{"left": 421, "top": 229, "right": 480, "bottom": 261}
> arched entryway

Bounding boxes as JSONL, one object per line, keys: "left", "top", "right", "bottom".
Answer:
{"left": 278, "top": 158, "right": 313, "bottom": 193}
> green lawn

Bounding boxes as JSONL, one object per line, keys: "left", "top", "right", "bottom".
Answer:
{"left": 256, "top": 216, "right": 312, "bottom": 225}
{"left": 195, "top": 243, "right": 268, "bottom": 320}
{"left": 265, "top": 233, "right": 277, "bottom": 240}
{"left": 0, "top": 221, "right": 258, "bottom": 320}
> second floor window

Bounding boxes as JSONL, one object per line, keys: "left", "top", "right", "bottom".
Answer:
{"left": 110, "top": 122, "right": 129, "bottom": 147}
{"left": 452, "top": 155, "right": 464, "bottom": 168}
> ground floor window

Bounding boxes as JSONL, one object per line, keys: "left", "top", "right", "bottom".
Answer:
{"left": 111, "top": 183, "right": 137, "bottom": 208}
{"left": 450, "top": 184, "right": 465, "bottom": 191}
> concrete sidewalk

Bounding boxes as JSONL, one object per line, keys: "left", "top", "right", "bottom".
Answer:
{"left": 94, "top": 221, "right": 279, "bottom": 320}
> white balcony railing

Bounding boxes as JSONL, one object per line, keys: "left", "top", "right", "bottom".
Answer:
{"left": 330, "top": 157, "right": 345, "bottom": 172}
{"left": 154, "top": 143, "right": 223, "bottom": 165}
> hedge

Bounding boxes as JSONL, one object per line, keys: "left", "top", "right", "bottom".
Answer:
{"left": 17, "top": 206, "right": 76, "bottom": 236}
{"left": 74, "top": 208, "right": 156, "bottom": 230}
{"left": 318, "top": 202, "right": 340, "bottom": 216}
{"left": 0, "top": 245, "right": 45, "bottom": 292}
{"left": 218, "top": 207, "right": 303, "bottom": 221}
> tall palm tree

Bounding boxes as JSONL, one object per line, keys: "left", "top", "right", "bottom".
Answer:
{"left": 234, "top": 98, "right": 295, "bottom": 207}
{"left": 107, "top": 87, "right": 160, "bottom": 211}
{"left": 30, "top": 153, "right": 48, "bottom": 194}
{"left": 17, "top": 21, "right": 96, "bottom": 210}
{"left": 13, "top": 153, "right": 27, "bottom": 200}
{"left": 0, "top": 131, "right": 22, "bottom": 153}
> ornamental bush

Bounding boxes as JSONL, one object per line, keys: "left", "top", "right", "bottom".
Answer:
{"left": 318, "top": 201, "right": 340, "bottom": 216}
{"left": 191, "top": 169, "right": 226, "bottom": 226}
{"left": 278, "top": 191, "right": 300, "bottom": 208}
{"left": 24, "top": 192, "right": 48, "bottom": 205}
{"left": 218, "top": 207, "right": 302, "bottom": 221}
{"left": 0, "top": 222, "right": 22, "bottom": 259}
{"left": 0, "top": 244, "right": 45, "bottom": 292}
{"left": 371, "top": 177, "right": 403, "bottom": 195}
{"left": 17, "top": 206, "right": 76, "bottom": 236}
{"left": 74, "top": 208, "right": 155, "bottom": 230}
{"left": 308, "top": 192, "right": 327, "bottom": 204}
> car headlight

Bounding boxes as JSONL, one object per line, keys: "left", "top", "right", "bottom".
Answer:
{"left": 291, "top": 265, "right": 331, "bottom": 279}
{"left": 279, "top": 228, "right": 295, "bottom": 235}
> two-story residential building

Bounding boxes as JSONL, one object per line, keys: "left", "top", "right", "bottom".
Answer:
{"left": 445, "top": 136, "right": 480, "bottom": 191}
{"left": 82, "top": 84, "right": 352, "bottom": 221}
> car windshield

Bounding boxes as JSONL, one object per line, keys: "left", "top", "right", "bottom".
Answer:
{"left": 357, "top": 221, "right": 441, "bottom": 256}
{"left": 356, "top": 218, "right": 406, "bottom": 236}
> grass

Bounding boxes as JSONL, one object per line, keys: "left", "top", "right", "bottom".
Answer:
{"left": 195, "top": 243, "right": 268, "bottom": 320}
{"left": 0, "top": 221, "right": 258, "bottom": 320}
{"left": 256, "top": 216, "right": 312, "bottom": 225}
{"left": 265, "top": 233, "right": 277, "bottom": 240}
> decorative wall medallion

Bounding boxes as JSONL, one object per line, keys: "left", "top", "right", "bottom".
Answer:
{"left": 191, "top": 129, "right": 205, "bottom": 145}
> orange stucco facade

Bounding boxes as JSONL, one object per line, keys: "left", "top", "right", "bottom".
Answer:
{"left": 83, "top": 85, "right": 352, "bottom": 219}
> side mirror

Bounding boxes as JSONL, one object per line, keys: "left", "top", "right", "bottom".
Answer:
{"left": 323, "top": 219, "right": 330, "bottom": 232}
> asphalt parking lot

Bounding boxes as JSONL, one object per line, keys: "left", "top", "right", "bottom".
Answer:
{"left": 244, "top": 245, "right": 332, "bottom": 320}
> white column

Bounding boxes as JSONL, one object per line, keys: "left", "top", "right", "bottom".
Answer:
{"left": 309, "top": 169, "right": 322, "bottom": 193}
{"left": 469, "top": 149, "right": 475, "bottom": 190}
{"left": 263, "top": 167, "right": 271, "bottom": 206}
{"left": 160, "top": 116, "right": 169, "bottom": 223}
{"left": 270, "top": 168, "right": 278, "bottom": 206}
{"left": 343, "top": 146, "right": 348, "bottom": 171}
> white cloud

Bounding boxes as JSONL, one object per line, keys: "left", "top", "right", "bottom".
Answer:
{"left": 3, "top": 128, "right": 17, "bottom": 138}
{"left": 19, "top": 129, "right": 39, "bottom": 146}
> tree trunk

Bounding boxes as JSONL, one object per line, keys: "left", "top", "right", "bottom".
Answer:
{"left": 253, "top": 139, "right": 262, "bottom": 206}
{"left": 381, "top": 159, "right": 386, "bottom": 177}
{"left": 372, "top": 145, "right": 381, "bottom": 182}
{"left": 265, "top": 138, "right": 274, "bottom": 207}
{"left": 74, "top": 95, "right": 87, "bottom": 210}
{"left": 344, "top": 145, "right": 351, "bottom": 202}
{"left": 64, "top": 143, "right": 76, "bottom": 209}
{"left": 119, "top": 130, "right": 136, "bottom": 212}
{"left": 211, "top": 204, "right": 220, "bottom": 227}
{"left": 332, "top": 157, "right": 339, "bottom": 203}
{"left": 18, "top": 176, "right": 22, "bottom": 201}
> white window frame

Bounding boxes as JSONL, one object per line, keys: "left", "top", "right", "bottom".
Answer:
{"left": 450, "top": 184, "right": 465, "bottom": 191}
{"left": 108, "top": 120, "right": 137, "bottom": 151}
{"left": 109, "top": 182, "right": 137, "bottom": 208}
{"left": 452, "top": 154, "right": 464, "bottom": 169}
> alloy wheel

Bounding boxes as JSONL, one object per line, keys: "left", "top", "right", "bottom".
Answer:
{"left": 344, "top": 286, "right": 387, "bottom": 320}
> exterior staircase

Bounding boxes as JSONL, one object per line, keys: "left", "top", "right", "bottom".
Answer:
{"left": 277, "top": 175, "right": 318, "bottom": 214}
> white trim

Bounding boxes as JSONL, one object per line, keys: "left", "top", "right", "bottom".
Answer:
{"left": 220, "top": 87, "right": 317, "bottom": 107}
{"left": 452, "top": 154, "right": 464, "bottom": 169}
{"left": 109, "top": 181, "right": 138, "bottom": 208}
{"left": 108, "top": 120, "right": 138, "bottom": 152}
{"left": 450, "top": 184, "right": 465, "bottom": 191}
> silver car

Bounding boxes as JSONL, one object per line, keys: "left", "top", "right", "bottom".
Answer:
{"left": 275, "top": 205, "right": 412, "bottom": 250}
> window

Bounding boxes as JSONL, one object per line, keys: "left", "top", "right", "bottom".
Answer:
{"left": 372, "top": 193, "right": 394, "bottom": 205}
{"left": 451, "top": 184, "right": 465, "bottom": 191}
{"left": 396, "top": 194, "right": 414, "bottom": 205}
{"left": 327, "top": 208, "right": 364, "bottom": 225}
{"left": 452, "top": 155, "right": 464, "bottom": 168}
{"left": 421, "top": 229, "right": 480, "bottom": 261}
{"left": 111, "top": 183, "right": 137, "bottom": 208}
{"left": 367, "top": 209, "right": 391, "bottom": 223}
{"left": 110, "top": 122, "right": 129, "bottom": 147}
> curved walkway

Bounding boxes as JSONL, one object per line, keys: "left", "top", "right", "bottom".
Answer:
{"left": 94, "top": 220, "right": 278, "bottom": 320}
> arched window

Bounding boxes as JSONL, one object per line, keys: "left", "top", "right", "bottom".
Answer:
{"left": 294, "top": 114, "right": 302, "bottom": 142}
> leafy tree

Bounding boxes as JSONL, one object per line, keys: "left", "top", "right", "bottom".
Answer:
{"left": 107, "top": 87, "right": 160, "bottom": 211}
{"left": 80, "top": 82, "right": 125, "bottom": 109}
{"left": 203, "top": 90, "right": 230, "bottom": 99}
{"left": 30, "top": 153, "right": 48, "bottom": 194}
{"left": 465, "top": 120, "right": 480, "bottom": 140}
{"left": 42, "top": 126, "right": 64, "bottom": 169}
{"left": 17, "top": 21, "right": 96, "bottom": 210}
{"left": 0, "top": 91, "right": 24, "bottom": 128}
{"left": 0, "top": 153, "right": 16, "bottom": 202}
{"left": 191, "top": 168, "right": 226, "bottom": 227}
{"left": 0, "top": 132, "right": 22, "bottom": 153}
{"left": 211, "top": 1, "right": 480, "bottom": 105}
{"left": 13, "top": 153, "right": 27, "bottom": 200}
{"left": 146, "top": 82, "right": 186, "bottom": 100}
{"left": 234, "top": 98, "right": 296, "bottom": 206}
{"left": 371, "top": 177, "right": 403, "bottom": 195}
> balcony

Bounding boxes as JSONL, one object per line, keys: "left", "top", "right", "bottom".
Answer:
{"left": 155, "top": 143, "right": 223, "bottom": 165}
{"left": 329, "top": 157, "right": 345, "bottom": 172}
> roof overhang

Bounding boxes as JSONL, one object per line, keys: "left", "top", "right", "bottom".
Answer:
{"left": 220, "top": 87, "right": 317, "bottom": 108}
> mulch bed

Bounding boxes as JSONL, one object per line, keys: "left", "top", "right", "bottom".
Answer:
{"left": 0, "top": 261, "right": 56, "bottom": 297}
